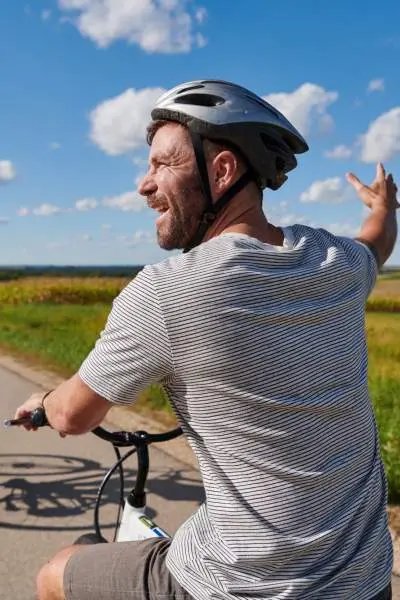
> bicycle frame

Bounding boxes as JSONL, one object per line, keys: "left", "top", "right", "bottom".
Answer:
{"left": 4, "top": 408, "right": 183, "bottom": 543}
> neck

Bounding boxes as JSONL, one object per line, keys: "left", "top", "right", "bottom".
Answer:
{"left": 202, "top": 190, "right": 284, "bottom": 247}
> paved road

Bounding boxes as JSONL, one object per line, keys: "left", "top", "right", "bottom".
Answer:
{"left": 1, "top": 364, "right": 399, "bottom": 599}
{"left": 0, "top": 365, "right": 204, "bottom": 599}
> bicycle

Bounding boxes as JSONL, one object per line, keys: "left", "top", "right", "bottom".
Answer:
{"left": 4, "top": 406, "right": 184, "bottom": 544}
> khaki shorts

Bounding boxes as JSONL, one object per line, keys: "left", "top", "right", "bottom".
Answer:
{"left": 64, "top": 538, "right": 193, "bottom": 600}
{"left": 64, "top": 537, "right": 392, "bottom": 600}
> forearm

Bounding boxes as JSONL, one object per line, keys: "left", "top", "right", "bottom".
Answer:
{"left": 357, "top": 207, "right": 398, "bottom": 267}
{"left": 43, "top": 374, "right": 112, "bottom": 435}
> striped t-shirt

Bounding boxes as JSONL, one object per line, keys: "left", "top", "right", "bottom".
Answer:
{"left": 79, "top": 225, "right": 393, "bottom": 600}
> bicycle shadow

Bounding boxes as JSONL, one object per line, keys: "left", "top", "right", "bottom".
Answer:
{"left": 0, "top": 453, "right": 204, "bottom": 533}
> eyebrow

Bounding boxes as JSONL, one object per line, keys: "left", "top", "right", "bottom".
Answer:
{"left": 149, "top": 149, "right": 170, "bottom": 163}
{"left": 150, "top": 147, "right": 183, "bottom": 165}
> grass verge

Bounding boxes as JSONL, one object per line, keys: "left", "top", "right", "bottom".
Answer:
{"left": 0, "top": 303, "right": 173, "bottom": 418}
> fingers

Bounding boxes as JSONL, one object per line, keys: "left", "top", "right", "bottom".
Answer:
{"left": 346, "top": 172, "right": 366, "bottom": 192}
{"left": 386, "top": 173, "right": 397, "bottom": 189}
{"left": 376, "top": 162, "right": 386, "bottom": 181}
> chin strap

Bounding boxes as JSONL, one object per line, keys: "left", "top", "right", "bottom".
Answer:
{"left": 183, "top": 132, "right": 254, "bottom": 253}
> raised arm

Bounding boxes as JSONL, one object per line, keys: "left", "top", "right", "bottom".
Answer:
{"left": 346, "top": 163, "right": 399, "bottom": 268}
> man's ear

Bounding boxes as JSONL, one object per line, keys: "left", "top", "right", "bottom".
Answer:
{"left": 212, "top": 150, "right": 239, "bottom": 194}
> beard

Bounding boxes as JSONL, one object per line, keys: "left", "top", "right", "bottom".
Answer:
{"left": 155, "top": 173, "right": 205, "bottom": 251}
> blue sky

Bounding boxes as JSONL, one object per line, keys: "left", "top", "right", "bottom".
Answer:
{"left": 1, "top": 0, "right": 399, "bottom": 266}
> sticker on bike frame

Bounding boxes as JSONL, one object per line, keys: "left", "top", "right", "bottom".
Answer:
{"left": 139, "top": 516, "right": 169, "bottom": 537}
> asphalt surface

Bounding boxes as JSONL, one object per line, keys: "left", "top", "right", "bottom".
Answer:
{"left": 0, "top": 362, "right": 399, "bottom": 599}
{"left": 0, "top": 365, "right": 204, "bottom": 599}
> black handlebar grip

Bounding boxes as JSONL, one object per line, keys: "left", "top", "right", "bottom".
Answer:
{"left": 30, "top": 407, "right": 49, "bottom": 427}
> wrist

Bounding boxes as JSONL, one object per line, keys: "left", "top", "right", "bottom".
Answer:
{"left": 370, "top": 205, "right": 396, "bottom": 216}
{"left": 40, "top": 390, "right": 53, "bottom": 412}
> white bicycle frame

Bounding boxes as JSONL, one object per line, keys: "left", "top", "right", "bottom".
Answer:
{"left": 117, "top": 501, "right": 170, "bottom": 541}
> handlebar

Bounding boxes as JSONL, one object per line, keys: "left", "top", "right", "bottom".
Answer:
{"left": 92, "top": 426, "right": 183, "bottom": 446}
{"left": 4, "top": 405, "right": 184, "bottom": 542}
{"left": 4, "top": 407, "right": 183, "bottom": 445}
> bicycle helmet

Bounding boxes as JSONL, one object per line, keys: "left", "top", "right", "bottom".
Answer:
{"left": 149, "top": 79, "right": 309, "bottom": 251}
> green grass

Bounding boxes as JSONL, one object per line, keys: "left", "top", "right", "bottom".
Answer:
{"left": 366, "top": 312, "right": 400, "bottom": 502}
{"left": 0, "top": 304, "right": 107, "bottom": 374}
{"left": 0, "top": 303, "right": 399, "bottom": 499}
{"left": 0, "top": 303, "right": 173, "bottom": 416}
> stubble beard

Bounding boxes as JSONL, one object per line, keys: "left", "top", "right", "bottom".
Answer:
{"left": 157, "top": 176, "right": 205, "bottom": 251}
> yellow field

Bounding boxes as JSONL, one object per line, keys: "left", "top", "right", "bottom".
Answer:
{"left": 0, "top": 277, "right": 129, "bottom": 304}
{"left": 0, "top": 274, "right": 398, "bottom": 309}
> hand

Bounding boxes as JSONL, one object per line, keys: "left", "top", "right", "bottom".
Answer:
{"left": 346, "top": 163, "right": 399, "bottom": 212}
{"left": 14, "top": 391, "right": 67, "bottom": 437}
{"left": 14, "top": 392, "right": 46, "bottom": 431}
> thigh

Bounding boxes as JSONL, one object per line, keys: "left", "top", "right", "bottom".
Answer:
{"left": 63, "top": 538, "right": 193, "bottom": 600}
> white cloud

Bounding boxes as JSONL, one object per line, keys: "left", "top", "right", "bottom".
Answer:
{"left": 42, "top": 9, "right": 51, "bottom": 20}
{"left": 132, "top": 230, "right": 155, "bottom": 244}
{"left": 367, "top": 78, "right": 385, "bottom": 93}
{"left": 359, "top": 107, "right": 400, "bottom": 163}
{"left": 32, "top": 203, "right": 62, "bottom": 216}
{"left": 264, "top": 83, "right": 338, "bottom": 137}
{"left": 103, "top": 191, "right": 147, "bottom": 211}
{"left": 58, "top": 0, "right": 207, "bottom": 53}
{"left": 0, "top": 217, "right": 8, "bottom": 225}
{"left": 132, "top": 156, "right": 148, "bottom": 167}
{"left": 119, "top": 230, "right": 156, "bottom": 246}
{"left": 101, "top": 223, "right": 111, "bottom": 230}
{"left": 300, "top": 177, "right": 353, "bottom": 204}
{"left": 47, "top": 242, "right": 65, "bottom": 250}
{"left": 17, "top": 207, "right": 30, "bottom": 216}
{"left": 0, "top": 160, "right": 16, "bottom": 182}
{"left": 89, "top": 87, "right": 165, "bottom": 155}
{"left": 75, "top": 197, "right": 98, "bottom": 211}
{"left": 274, "top": 213, "right": 309, "bottom": 227}
{"left": 50, "top": 142, "right": 61, "bottom": 150}
{"left": 195, "top": 7, "right": 207, "bottom": 23}
{"left": 81, "top": 233, "right": 92, "bottom": 242}
{"left": 324, "top": 144, "right": 353, "bottom": 159}
{"left": 135, "top": 172, "right": 146, "bottom": 188}
{"left": 324, "top": 222, "right": 360, "bottom": 237}
{"left": 195, "top": 32, "right": 207, "bottom": 48}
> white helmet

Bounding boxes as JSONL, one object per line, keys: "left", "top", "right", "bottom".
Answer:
{"left": 149, "top": 79, "right": 309, "bottom": 251}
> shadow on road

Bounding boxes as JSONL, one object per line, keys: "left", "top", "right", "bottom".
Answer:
{"left": 0, "top": 453, "right": 204, "bottom": 535}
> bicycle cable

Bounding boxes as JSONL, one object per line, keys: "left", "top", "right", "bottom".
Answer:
{"left": 94, "top": 445, "right": 137, "bottom": 541}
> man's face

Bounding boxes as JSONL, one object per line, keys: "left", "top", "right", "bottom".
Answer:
{"left": 138, "top": 123, "right": 205, "bottom": 250}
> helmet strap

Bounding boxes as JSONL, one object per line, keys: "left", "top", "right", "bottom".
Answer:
{"left": 183, "top": 131, "right": 253, "bottom": 253}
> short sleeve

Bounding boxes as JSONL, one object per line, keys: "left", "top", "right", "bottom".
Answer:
{"left": 353, "top": 239, "right": 379, "bottom": 298}
{"left": 78, "top": 268, "right": 173, "bottom": 405}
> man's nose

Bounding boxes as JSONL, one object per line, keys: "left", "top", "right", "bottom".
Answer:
{"left": 138, "top": 172, "right": 157, "bottom": 196}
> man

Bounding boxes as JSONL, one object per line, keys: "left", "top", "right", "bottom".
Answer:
{"left": 15, "top": 80, "right": 398, "bottom": 600}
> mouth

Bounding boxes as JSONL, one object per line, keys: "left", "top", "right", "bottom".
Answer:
{"left": 148, "top": 200, "right": 169, "bottom": 213}
{"left": 151, "top": 204, "right": 170, "bottom": 226}
{"left": 155, "top": 205, "right": 169, "bottom": 214}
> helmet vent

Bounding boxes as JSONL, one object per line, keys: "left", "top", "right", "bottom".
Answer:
{"left": 176, "top": 84, "right": 204, "bottom": 95}
{"left": 174, "top": 93, "right": 225, "bottom": 107}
